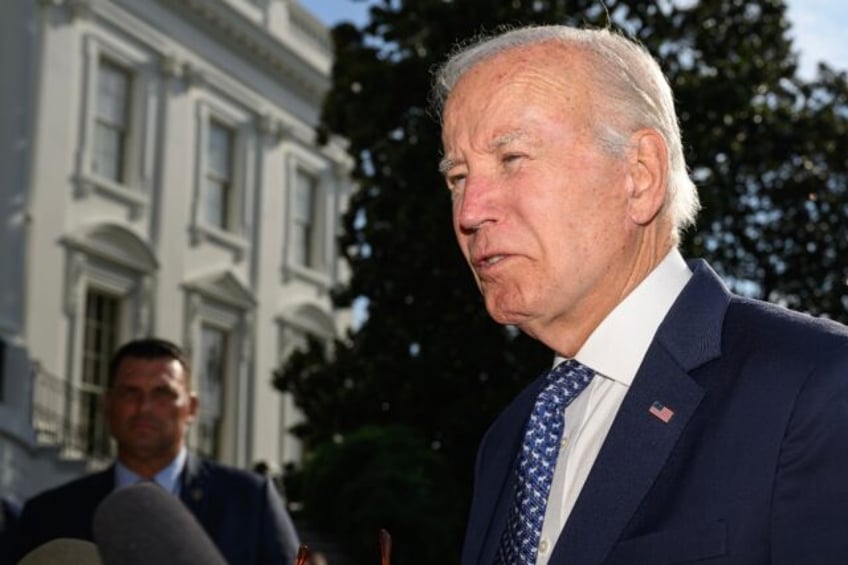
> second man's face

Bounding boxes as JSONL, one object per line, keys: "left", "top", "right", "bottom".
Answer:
{"left": 105, "top": 356, "right": 198, "bottom": 465}
{"left": 440, "top": 43, "right": 639, "bottom": 348}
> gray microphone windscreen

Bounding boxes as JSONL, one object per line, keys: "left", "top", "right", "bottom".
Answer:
{"left": 92, "top": 482, "right": 226, "bottom": 565}
{"left": 17, "top": 538, "right": 103, "bottom": 565}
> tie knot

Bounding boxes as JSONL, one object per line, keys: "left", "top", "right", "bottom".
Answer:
{"left": 540, "top": 358, "right": 595, "bottom": 407}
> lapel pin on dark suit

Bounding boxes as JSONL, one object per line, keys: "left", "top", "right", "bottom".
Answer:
{"left": 649, "top": 401, "right": 675, "bottom": 423}
{"left": 190, "top": 488, "right": 203, "bottom": 502}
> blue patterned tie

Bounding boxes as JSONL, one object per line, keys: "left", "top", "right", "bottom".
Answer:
{"left": 496, "top": 359, "right": 595, "bottom": 564}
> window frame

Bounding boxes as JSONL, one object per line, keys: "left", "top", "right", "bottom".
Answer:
{"left": 291, "top": 167, "right": 320, "bottom": 269}
{"left": 275, "top": 304, "right": 336, "bottom": 466}
{"left": 79, "top": 287, "right": 124, "bottom": 458}
{"left": 183, "top": 272, "right": 255, "bottom": 466}
{"left": 190, "top": 98, "right": 252, "bottom": 258}
{"left": 76, "top": 34, "right": 158, "bottom": 214}
{"left": 282, "top": 146, "right": 338, "bottom": 288}
{"left": 195, "top": 322, "right": 233, "bottom": 460}
{"left": 92, "top": 58, "right": 132, "bottom": 184}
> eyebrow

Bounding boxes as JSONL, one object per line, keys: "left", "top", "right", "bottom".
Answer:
{"left": 438, "top": 129, "right": 530, "bottom": 175}
{"left": 438, "top": 155, "right": 456, "bottom": 175}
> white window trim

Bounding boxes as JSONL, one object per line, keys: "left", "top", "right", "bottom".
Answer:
{"left": 282, "top": 143, "right": 337, "bottom": 289}
{"left": 275, "top": 304, "right": 336, "bottom": 466}
{"left": 183, "top": 277, "right": 255, "bottom": 466}
{"left": 190, "top": 98, "right": 253, "bottom": 260}
{"left": 62, "top": 247, "right": 155, "bottom": 458}
{"left": 75, "top": 33, "right": 158, "bottom": 217}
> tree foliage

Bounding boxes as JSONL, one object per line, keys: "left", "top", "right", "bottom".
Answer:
{"left": 275, "top": 1, "right": 848, "bottom": 561}
{"left": 296, "top": 425, "right": 462, "bottom": 565}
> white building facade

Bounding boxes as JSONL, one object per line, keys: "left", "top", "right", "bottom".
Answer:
{"left": 0, "top": 0, "right": 352, "bottom": 502}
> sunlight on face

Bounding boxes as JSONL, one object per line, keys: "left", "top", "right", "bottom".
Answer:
{"left": 441, "top": 43, "right": 638, "bottom": 351}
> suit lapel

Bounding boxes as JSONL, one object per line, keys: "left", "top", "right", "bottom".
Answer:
{"left": 549, "top": 260, "right": 730, "bottom": 564}
{"left": 179, "top": 454, "right": 211, "bottom": 525}
{"left": 550, "top": 348, "right": 704, "bottom": 564}
{"left": 464, "top": 377, "right": 547, "bottom": 565}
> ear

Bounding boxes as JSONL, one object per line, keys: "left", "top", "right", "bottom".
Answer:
{"left": 186, "top": 392, "right": 199, "bottom": 423}
{"left": 626, "top": 128, "right": 668, "bottom": 225}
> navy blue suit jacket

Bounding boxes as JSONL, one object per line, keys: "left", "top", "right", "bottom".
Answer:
{"left": 462, "top": 260, "right": 848, "bottom": 564}
{"left": 16, "top": 454, "right": 300, "bottom": 564}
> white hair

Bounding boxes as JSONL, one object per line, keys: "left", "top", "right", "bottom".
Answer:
{"left": 432, "top": 25, "right": 700, "bottom": 243}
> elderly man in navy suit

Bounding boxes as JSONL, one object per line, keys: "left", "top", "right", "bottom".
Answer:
{"left": 433, "top": 25, "right": 848, "bottom": 564}
{"left": 16, "top": 338, "right": 300, "bottom": 564}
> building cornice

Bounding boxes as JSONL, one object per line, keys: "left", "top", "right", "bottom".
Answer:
{"left": 159, "top": 0, "right": 332, "bottom": 101}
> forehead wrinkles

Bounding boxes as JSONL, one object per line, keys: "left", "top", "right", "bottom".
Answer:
{"left": 442, "top": 44, "right": 589, "bottom": 147}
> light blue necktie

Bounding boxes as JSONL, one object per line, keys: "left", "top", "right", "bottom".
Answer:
{"left": 496, "top": 359, "right": 595, "bottom": 564}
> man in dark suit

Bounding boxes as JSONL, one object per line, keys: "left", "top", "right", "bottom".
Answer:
{"left": 16, "top": 338, "right": 300, "bottom": 564}
{"left": 432, "top": 25, "right": 848, "bottom": 564}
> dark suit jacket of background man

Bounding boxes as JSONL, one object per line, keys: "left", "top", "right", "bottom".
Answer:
{"left": 16, "top": 453, "right": 299, "bottom": 564}
{"left": 463, "top": 260, "right": 848, "bottom": 565}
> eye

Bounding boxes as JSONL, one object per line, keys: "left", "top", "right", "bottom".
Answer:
{"left": 114, "top": 387, "right": 141, "bottom": 402}
{"left": 153, "top": 386, "right": 179, "bottom": 402}
{"left": 445, "top": 171, "right": 467, "bottom": 193}
{"left": 502, "top": 152, "right": 525, "bottom": 167}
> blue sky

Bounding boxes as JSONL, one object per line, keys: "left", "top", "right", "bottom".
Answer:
{"left": 298, "top": 0, "right": 847, "bottom": 78}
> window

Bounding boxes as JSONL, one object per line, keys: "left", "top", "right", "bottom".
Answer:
{"left": 276, "top": 304, "right": 337, "bottom": 465}
{"left": 190, "top": 100, "right": 252, "bottom": 257}
{"left": 205, "top": 121, "right": 234, "bottom": 230}
{"left": 61, "top": 225, "right": 156, "bottom": 461}
{"left": 75, "top": 35, "right": 160, "bottom": 211}
{"left": 292, "top": 169, "right": 322, "bottom": 269}
{"left": 92, "top": 59, "right": 131, "bottom": 184}
{"left": 80, "top": 289, "right": 122, "bottom": 458}
{"left": 183, "top": 271, "right": 254, "bottom": 465}
{"left": 282, "top": 148, "right": 343, "bottom": 288}
{"left": 197, "top": 324, "right": 230, "bottom": 459}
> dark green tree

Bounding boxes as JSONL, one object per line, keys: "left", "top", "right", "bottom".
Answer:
{"left": 275, "top": 1, "right": 847, "bottom": 561}
{"left": 298, "top": 425, "right": 462, "bottom": 565}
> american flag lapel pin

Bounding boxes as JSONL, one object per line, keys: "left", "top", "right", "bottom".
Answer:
{"left": 649, "top": 401, "right": 674, "bottom": 423}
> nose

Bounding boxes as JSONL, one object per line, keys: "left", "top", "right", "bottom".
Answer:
{"left": 455, "top": 173, "right": 497, "bottom": 234}
{"left": 135, "top": 392, "right": 155, "bottom": 411}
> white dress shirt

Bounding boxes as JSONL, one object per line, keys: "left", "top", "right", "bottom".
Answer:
{"left": 535, "top": 249, "right": 692, "bottom": 564}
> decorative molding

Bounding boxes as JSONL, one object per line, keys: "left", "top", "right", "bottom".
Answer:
{"left": 68, "top": 0, "right": 94, "bottom": 21}
{"left": 258, "top": 113, "right": 282, "bottom": 142}
{"left": 240, "top": 310, "right": 254, "bottom": 359}
{"left": 183, "top": 270, "right": 256, "bottom": 310}
{"left": 184, "top": 61, "right": 208, "bottom": 89}
{"left": 73, "top": 173, "right": 149, "bottom": 219}
{"left": 64, "top": 251, "right": 86, "bottom": 316}
{"left": 157, "top": 0, "right": 331, "bottom": 101}
{"left": 160, "top": 52, "right": 183, "bottom": 79}
{"left": 135, "top": 275, "right": 154, "bottom": 336}
{"left": 190, "top": 224, "right": 249, "bottom": 262}
{"left": 276, "top": 302, "right": 336, "bottom": 339}
{"left": 62, "top": 223, "right": 158, "bottom": 273}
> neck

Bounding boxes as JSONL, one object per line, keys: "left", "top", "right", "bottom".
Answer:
{"left": 117, "top": 448, "right": 181, "bottom": 479}
{"left": 536, "top": 236, "right": 674, "bottom": 357}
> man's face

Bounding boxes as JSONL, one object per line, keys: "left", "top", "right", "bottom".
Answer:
{"left": 105, "top": 356, "right": 198, "bottom": 465}
{"left": 441, "top": 43, "right": 641, "bottom": 351}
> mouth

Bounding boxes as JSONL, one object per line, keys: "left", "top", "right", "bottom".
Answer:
{"left": 472, "top": 253, "right": 511, "bottom": 274}
{"left": 478, "top": 255, "right": 505, "bottom": 267}
{"left": 130, "top": 419, "right": 159, "bottom": 431}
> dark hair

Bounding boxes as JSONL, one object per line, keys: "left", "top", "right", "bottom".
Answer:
{"left": 107, "top": 338, "right": 191, "bottom": 389}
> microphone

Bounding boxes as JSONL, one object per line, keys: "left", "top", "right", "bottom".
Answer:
{"left": 17, "top": 538, "right": 102, "bottom": 565}
{"left": 92, "top": 482, "right": 226, "bottom": 565}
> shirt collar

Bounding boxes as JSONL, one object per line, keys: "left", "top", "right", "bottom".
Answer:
{"left": 114, "top": 446, "right": 188, "bottom": 495}
{"left": 557, "top": 249, "right": 692, "bottom": 385}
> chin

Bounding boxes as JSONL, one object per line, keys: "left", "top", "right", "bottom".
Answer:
{"left": 486, "top": 303, "right": 529, "bottom": 328}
